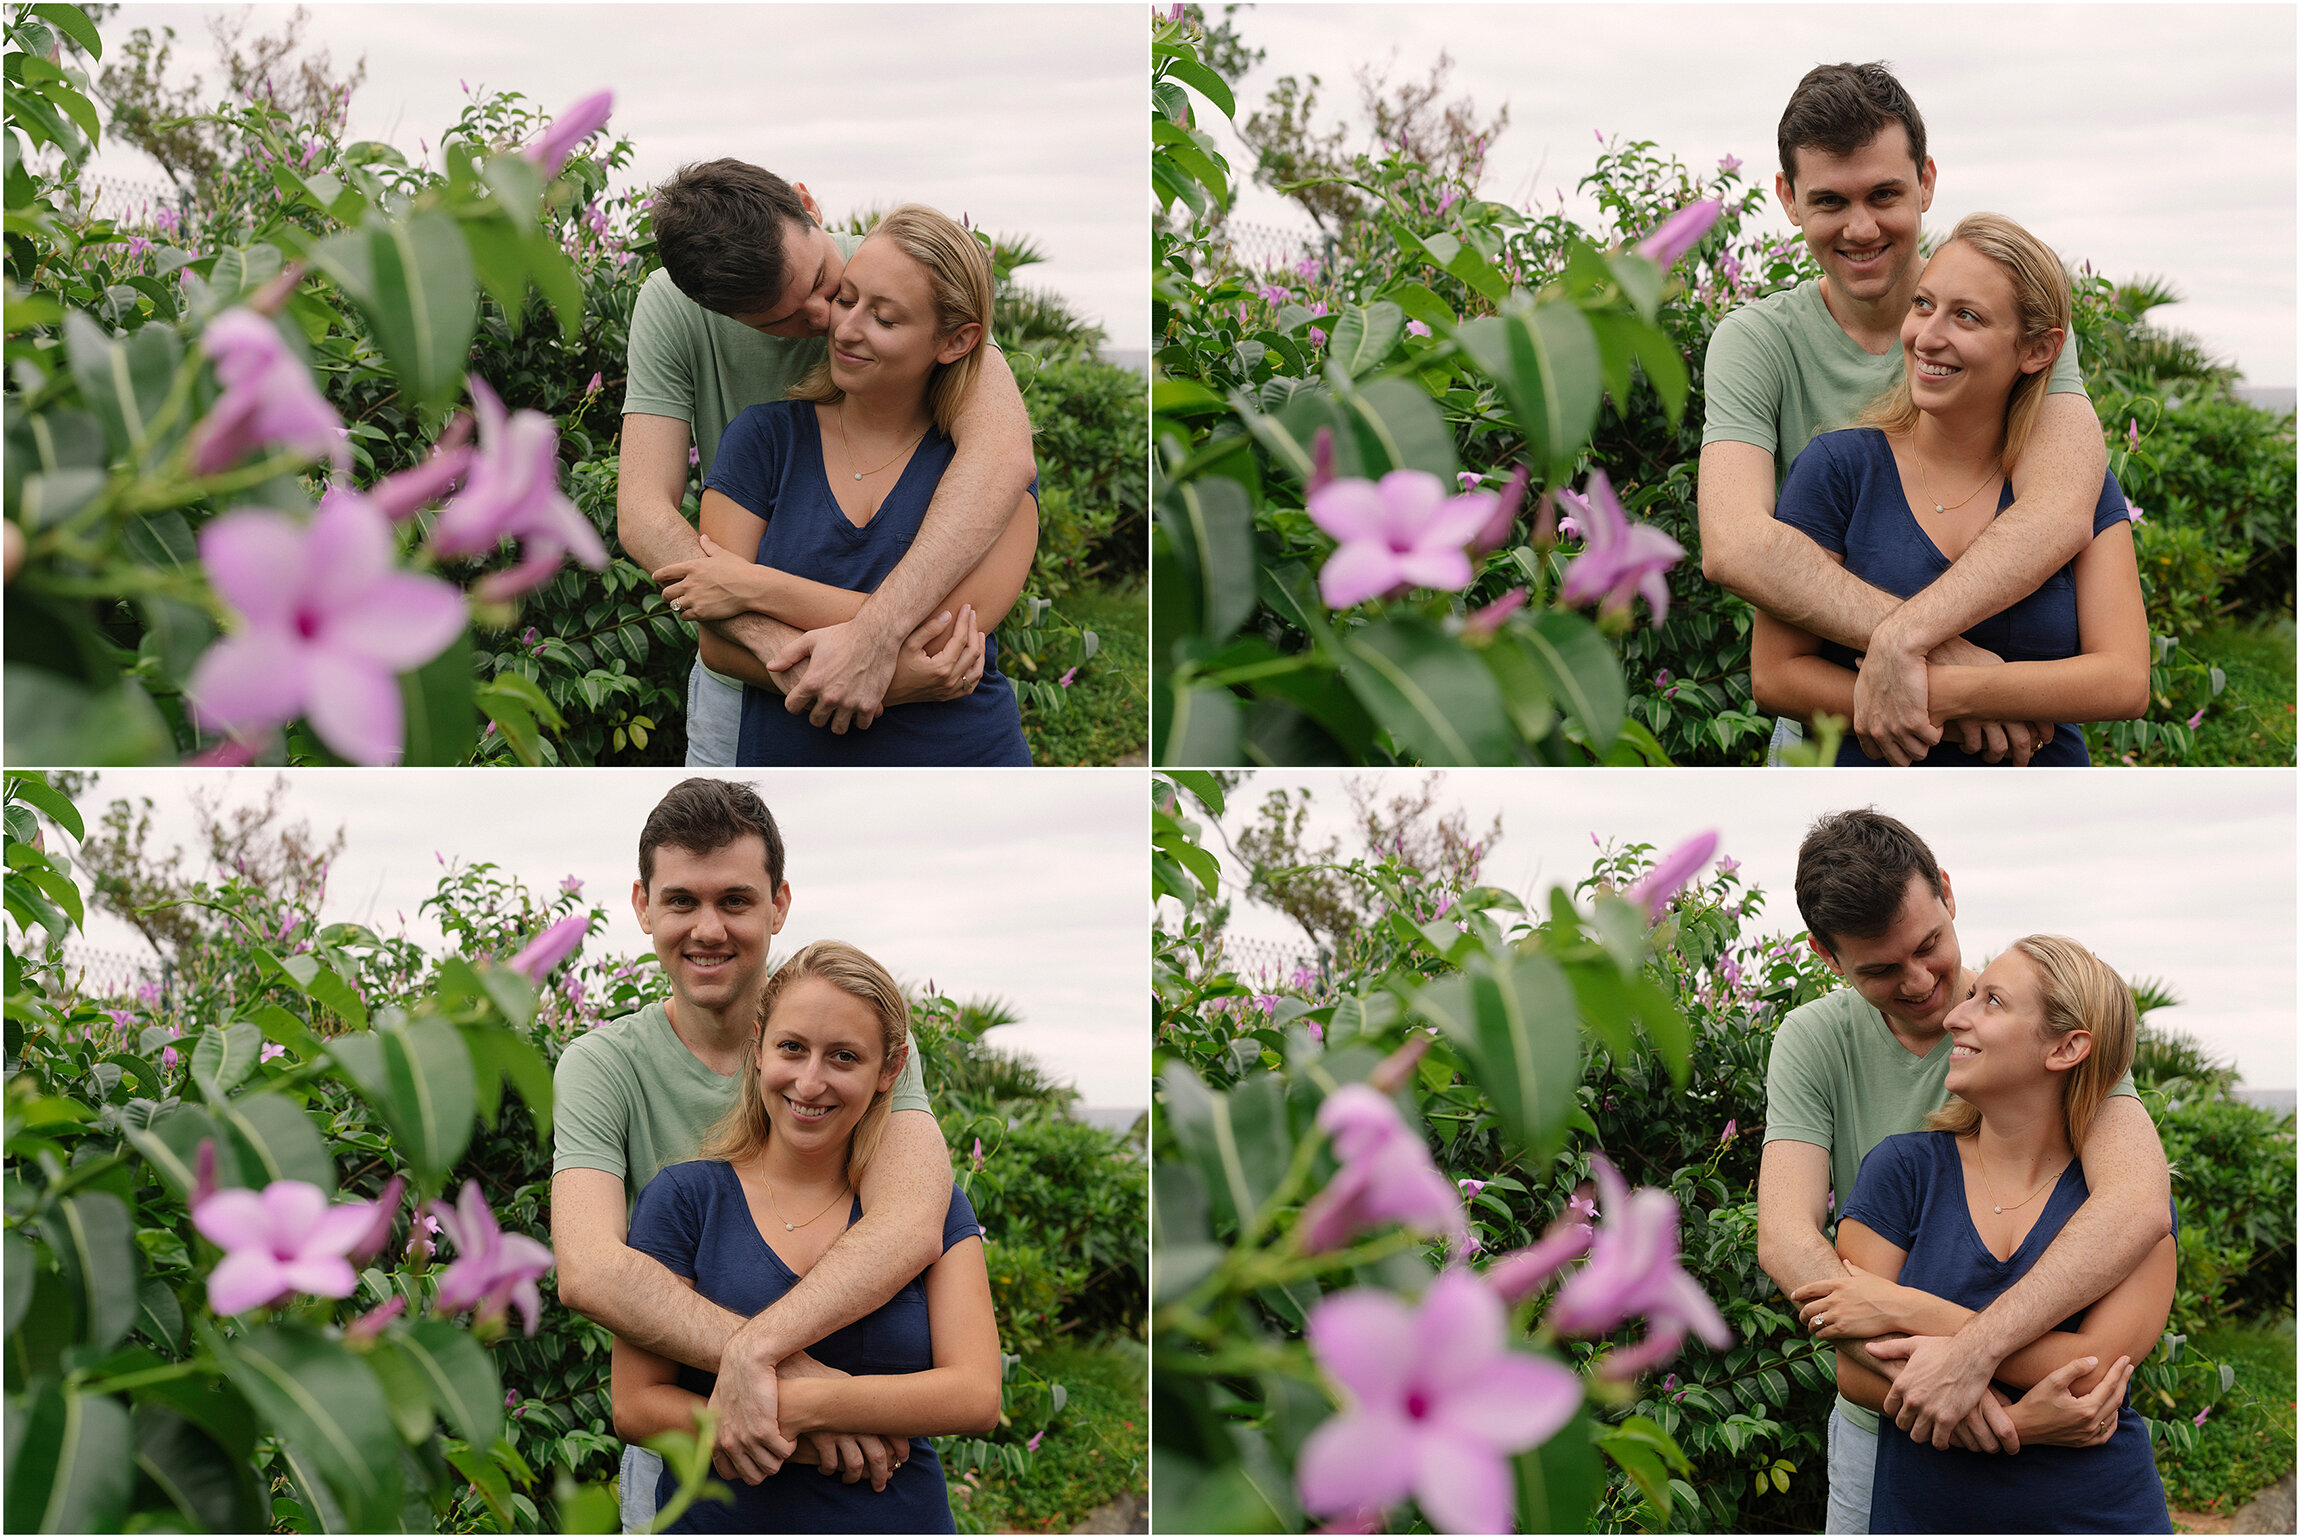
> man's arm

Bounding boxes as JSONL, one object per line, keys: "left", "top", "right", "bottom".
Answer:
{"left": 772, "top": 349, "right": 1037, "bottom": 731}
{"left": 1754, "top": 1140, "right": 1905, "bottom": 1386}
{"left": 616, "top": 412, "right": 807, "bottom": 696}
{"left": 552, "top": 1166, "right": 748, "bottom": 1371}
{"left": 1878, "top": 1094, "right": 2171, "bottom": 1445}
{"left": 1855, "top": 392, "right": 2108, "bottom": 758}
{"left": 1698, "top": 440, "right": 1903, "bottom": 652}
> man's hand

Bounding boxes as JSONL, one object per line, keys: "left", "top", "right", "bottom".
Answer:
{"left": 1868, "top": 1332, "right": 2004, "bottom": 1448}
{"left": 1948, "top": 1388, "right": 2022, "bottom": 1455}
{"left": 884, "top": 606, "right": 984, "bottom": 706}
{"left": 779, "top": 1350, "right": 906, "bottom": 1492}
{"left": 1852, "top": 641, "right": 1942, "bottom": 764}
{"left": 654, "top": 534, "right": 763, "bottom": 623}
{"left": 2011, "top": 1355, "right": 2132, "bottom": 1449}
{"left": 1791, "top": 1261, "right": 1908, "bottom": 1340}
{"left": 768, "top": 614, "right": 905, "bottom": 733}
{"left": 706, "top": 1325, "right": 798, "bottom": 1483}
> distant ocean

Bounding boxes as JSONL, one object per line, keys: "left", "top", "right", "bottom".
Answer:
{"left": 2237, "top": 1088, "right": 2297, "bottom": 1117}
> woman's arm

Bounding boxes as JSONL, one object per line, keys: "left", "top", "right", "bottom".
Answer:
{"left": 773, "top": 1237, "right": 1002, "bottom": 1439}
{"left": 1924, "top": 521, "right": 2150, "bottom": 725}
{"left": 1749, "top": 605, "right": 1859, "bottom": 724}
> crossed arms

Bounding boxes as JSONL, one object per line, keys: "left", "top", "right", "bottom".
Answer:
{"left": 1698, "top": 390, "right": 2110, "bottom": 763}
{"left": 552, "top": 1107, "right": 955, "bottom": 1485}
{"left": 614, "top": 345, "right": 1037, "bottom": 730}
{"left": 1753, "top": 1093, "right": 2171, "bottom": 1451}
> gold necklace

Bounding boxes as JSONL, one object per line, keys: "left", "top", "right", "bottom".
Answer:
{"left": 1912, "top": 450, "right": 2000, "bottom": 516}
{"left": 1974, "top": 1142, "right": 2065, "bottom": 1216}
{"left": 833, "top": 404, "right": 926, "bottom": 482}
{"left": 763, "top": 1177, "right": 850, "bottom": 1233}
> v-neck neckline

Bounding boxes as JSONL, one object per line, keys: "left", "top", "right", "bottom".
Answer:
{"left": 1875, "top": 428, "right": 2014, "bottom": 568}
{"left": 1944, "top": 1132, "right": 2079, "bottom": 1266}
{"left": 805, "top": 401, "right": 930, "bottom": 534}
{"left": 716, "top": 1159, "right": 859, "bottom": 1278}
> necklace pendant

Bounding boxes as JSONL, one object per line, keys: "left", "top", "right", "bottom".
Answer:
{"left": 853, "top": 472, "right": 863, "bottom": 481}
{"left": 1934, "top": 503, "right": 1946, "bottom": 514}
{"left": 784, "top": 1221, "right": 795, "bottom": 1231}
{"left": 1993, "top": 1204, "right": 2004, "bottom": 1214}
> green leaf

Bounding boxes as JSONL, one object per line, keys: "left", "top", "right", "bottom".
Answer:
{"left": 30, "top": 4, "right": 103, "bottom": 58}
{"left": 3, "top": 1231, "right": 33, "bottom": 1334}
{"left": 1157, "top": 477, "right": 1256, "bottom": 645}
{"left": 401, "top": 629, "right": 477, "bottom": 768}
{"left": 133, "top": 1405, "right": 267, "bottom": 1534}
{"left": 52, "top": 1191, "right": 138, "bottom": 1353}
{"left": 61, "top": 309, "right": 181, "bottom": 459}
{"left": 332, "top": 1020, "right": 476, "bottom": 1185}
{"left": 1343, "top": 618, "right": 1515, "bottom": 764}
{"left": 1344, "top": 376, "right": 1457, "bottom": 479}
{"left": 1162, "top": 769, "right": 1225, "bottom": 816}
{"left": 1514, "top": 611, "right": 1626, "bottom": 754}
{"left": 217, "top": 1324, "right": 404, "bottom": 1533}
{"left": 1607, "top": 251, "right": 1664, "bottom": 322}
{"left": 5, "top": 1380, "right": 135, "bottom": 1533}
{"left": 1516, "top": 1410, "right": 1606, "bottom": 1534}
{"left": 1152, "top": 379, "right": 1229, "bottom": 416}
{"left": 190, "top": 1020, "right": 264, "bottom": 1098}
{"left": 1326, "top": 301, "right": 1404, "bottom": 378}
{"left": 6, "top": 772, "right": 84, "bottom": 839}
{"left": 1151, "top": 811, "right": 1221, "bottom": 899}
{"left": 312, "top": 212, "right": 477, "bottom": 414}
{"left": 216, "top": 1091, "right": 337, "bottom": 1191}
{"left": 399, "top": 1320, "right": 504, "bottom": 1446}
{"left": 462, "top": 1024, "right": 554, "bottom": 1143}
{"left": 449, "top": 1443, "right": 516, "bottom": 1529}
{"left": 1160, "top": 54, "right": 1235, "bottom": 119}
{"left": 1411, "top": 952, "right": 1579, "bottom": 1160}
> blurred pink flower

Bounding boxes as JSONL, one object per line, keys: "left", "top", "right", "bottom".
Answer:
{"left": 1059, "top": 666, "right": 1078, "bottom": 687}
{"left": 192, "top": 1178, "right": 395, "bottom": 1315}
{"left": 1636, "top": 200, "right": 1724, "bottom": 270}
{"left": 586, "top": 371, "right": 604, "bottom": 394}
{"left": 1720, "top": 1119, "right": 1738, "bottom": 1144}
{"left": 344, "top": 1294, "right": 405, "bottom": 1343}
{"left": 259, "top": 1042, "right": 288, "bottom": 1064}
{"left": 2127, "top": 418, "right": 2140, "bottom": 451}
{"left": 1463, "top": 588, "right": 1526, "bottom": 640}
{"left": 189, "top": 309, "right": 347, "bottom": 475}
{"left": 2187, "top": 708, "right": 2205, "bottom": 729}
{"left": 1307, "top": 326, "right": 1327, "bottom": 348}
{"left": 1405, "top": 319, "right": 1431, "bottom": 338}
{"left": 430, "top": 379, "right": 607, "bottom": 599}
{"left": 1625, "top": 831, "right": 1720, "bottom": 920}
{"left": 509, "top": 915, "right": 587, "bottom": 985}
{"left": 2192, "top": 1406, "right": 2210, "bottom": 1428}
{"left": 1026, "top": 1430, "right": 1044, "bottom": 1452}
{"left": 1298, "top": 1084, "right": 1466, "bottom": 1253}
{"left": 429, "top": 1179, "right": 555, "bottom": 1335}
{"left": 1557, "top": 470, "right": 1683, "bottom": 625}
{"left": 1548, "top": 1155, "right": 1732, "bottom": 1378}
{"left": 2124, "top": 498, "right": 2145, "bottom": 524}
{"left": 1487, "top": 1205, "right": 1597, "bottom": 1304}
{"left": 524, "top": 90, "right": 614, "bottom": 175}
{"left": 1309, "top": 470, "right": 1505, "bottom": 610}
{"left": 1296, "top": 1272, "right": 1581, "bottom": 1532}
{"left": 1257, "top": 283, "right": 1289, "bottom": 304}
{"left": 1467, "top": 464, "right": 1530, "bottom": 555}
{"left": 1719, "top": 154, "right": 1742, "bottom": 174}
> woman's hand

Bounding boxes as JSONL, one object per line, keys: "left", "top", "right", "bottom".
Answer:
{"left": 885, "top": 605, "right": 985, "bottom": 706}
{"left": 2009, "top": 1354, "right": 2134, "bottom": 1449}
{"left": 1792, "top": 1260, "right": 1910, "bottom": 1340}
{"left": 777, "top": 1352, "right": 907, "bottom": 1492}
{"left": 654, "top": 534, "right": 766, "bottom": 622}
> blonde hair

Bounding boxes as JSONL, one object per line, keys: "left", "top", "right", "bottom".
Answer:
{"left": 697, "top": 940, "right": 912, "bottom": 1188}
{"left": 789, "top": 204, "right": 994, "bottom": 438}
{"left": 1926, "top": 934, "right": 2136, "bottom": 1152}
{"left": 1858, "top": 211, "right": 2072, "bottom": 475}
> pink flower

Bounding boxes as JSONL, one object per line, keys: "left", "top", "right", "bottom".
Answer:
{"left": 1059, "top": 666, "right": 1078, "bottom": 687}
{"left": 2192, "top": 1405, "right": 2210, "bottom": 1428}
{"left": 259, "top": 1042, "right": 287, "bottom": 1064}
{"left": 191, "top": 1178, "right": 396, "bottom": 1315}
{"left": 1456, "top": 1179, "right": 1488, "bottom": 1200}
{"left": 1716, "top": 855, "right": 1741, "bottom": 878}
{"left": 187, "top": 490, "right": 466, "bottom": 764}
{"left": 585, "top": 371, "right": 604, "bottom": 395}
{"left": 1468, "top": 464, "right": 1530, "bottom": 555}
{"left": 2187, "top": 708, "right": 2205, "bottom": 729}
{"left": 1548, "top": 1155, "right": 1732, "bottom": 1378}
{"left": 1309, "top": 471, "right": 1505, "bottom": 610}
{"left": 1307, "top": 327, "right": 1327, "bottom": 348}
{"left": 1636, "top": 200, "right": 1724, "bottom": 270}
{"left": 1719, "top": 154, "right": 1742, "bottom": 174}
{"left": 1625, "top": 831, "right": 1720, "bottom": 920}
{"left": 1720, "top": 1119, "right": 1738, "bottom": 1144}
{"left": 2124, "top": 498, "right": 2145, "bottom": 523}
{"left": 972, "top": 1138, "right": 984, "bottom": 1172}
{"left": 1296, "top": 1272, "right": 1582, "bottom": 1532}
{"left": 1436, "top": 189, "right": 1460, "bottom": 216}
{"left": 560, "top": 874, "right": 583, "bottom": 896}
{"left": 1257, "top": 283, "right": 1290, "bottom": 304}
{"left": 1406, "top": 319, "right": 1432, "bottom": 339}
{"left": 2127, "top": 418, "right": 2141, "bottom": 451}
{"left": 1463, "top": 588, "right": 1527, "bottom": 640}
{"left": 1296, "top": 255, "right": 1320, "bottom": 280}
{"left": 509, "top": 915, "right": 588, "bottom": 985}
{"left": 344, "top": 1294, "right": 405, "bottom": 1343}
{"left": 429, "top": 1180, "right": 555, "bottom": 1336}
{"left": 1487, "top": 1207, "right": 1597, "bottom": 1304}
{"left": 524, "top": 90, "right": 614, "bottom": 175}
{"left": 1298, "top": 1084, "right": 1466, "bottom": 1253}
{"left": 161, "top": 1044, "right": 179, "bottom": 1071}
{"left": 1026, "top": 1430, "right": 1044, "bottom": 1452}
{"left": 430, "top": 379, "right": 608, "bottom": 599}
{"left": 1557, "top": 470, "right": 1684, "bottom": 625}
{"left": 189, "top": 309, "right": 348, "bottom": 475}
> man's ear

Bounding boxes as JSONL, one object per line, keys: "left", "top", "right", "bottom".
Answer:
{"left": 794, "top": 182, "right": 823, "bottom": 225}
{"left": 1807, "top": 933, "right": 1843, "bottom": 976}
{"left": 1775, "top": 169, "right": 1802, "bottom": 224}
{"left": 1937, "top": 868, "right": 1956, "bottom": 921}
{"left": 769, "top": 881, "right": 793, "bottom": 936}
{"left": 1917, "top": 155, "right": 1938, "bottom": 213}
{"left": 631, "top": 878, "right": 652, "bottom": 934}
{"left": 935, "top": 322, "right": 983, "bottom": 366}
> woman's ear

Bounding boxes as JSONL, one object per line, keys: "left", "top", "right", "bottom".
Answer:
{"left": 935, "top": 322, "right": 983, "bottom": 366}
{"left": 2021, "top": 328, "right": 2065, "bottom": 377}
{"left": 2045, "top": 1028, "right": 2094, "bottom": 1073}
{"left": 878, "top": 1038, "right": 909, "bottom": 1093}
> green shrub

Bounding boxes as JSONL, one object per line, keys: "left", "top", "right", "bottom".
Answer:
{"left": 2148, "top": 1086, "right": 2296, "bottom": 1331}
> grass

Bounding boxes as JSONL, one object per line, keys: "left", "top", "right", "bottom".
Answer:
{"left": 2158, "top": 1315, "right": 2296, "bottom": 1515}
{"left": 1019, "top": 582, "right": 1147, "bottom": 766}
{"left": 951, "top": 1337, "right": 1146, "bottom": 1533}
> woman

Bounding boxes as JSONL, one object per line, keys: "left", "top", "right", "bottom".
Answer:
{"left": 1750, "top": 213, "right": 2150, "bottom": 765}
{"left": 1824, "top": 937, "right": 2176, "bottom": 1532}
{"left": 662, "top": 204, "right": 1038, "bottom": 764}
{"left": 614, "top": 942, "right": 1001, "bottom": 1533}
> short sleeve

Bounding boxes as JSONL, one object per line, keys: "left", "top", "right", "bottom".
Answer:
{"left": 1840, "top": 1133, "right": 1927, "bottom": 1252}
{"left": 702, "top": 405, "right": 789, "bottom": 522}
{"left": 942, "top": 1182, "right": 983, "bottom": 1252}
{"left": 1763, "top": 1004, "right": 1840, "bottom": 1150}
{"left": 2046, "top": 328, "right": 2088, "bottom": 398}
{"left": 890, "top": 1039, "right": 932, "bottom": 1116}
{"left": 2092, "top": 468, "right": 2134, "bottom": 537}
{"left": 623, "top": 270, "right": 700, "bottom": 423}
{"left": 551, "top": 1035, "right": 632, "bottom": 1181}
{"left": 1771, "top": 431, "right": 1859, "bottom": 555}
{"left": 2105, "top": 1068, "right": 2139, "bottom": 1102}
{"left": 1700, "top": 306, "right": 1785, "bottom": 454}
{"left": 626, "top": 1162, "right": 707, "bottom": 1280}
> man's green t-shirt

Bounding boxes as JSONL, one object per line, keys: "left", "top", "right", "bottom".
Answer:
{"left": 1763, "top": 985, "right": 2139, "bottom": 1433}
{"left": 552, "top": 998, "right": 932, "bottom": 1210}
{"left": 620, "top": 229, "right": 867, "bottom": 482}
{"left": 1702, "top": 278, "right": 2089, "bottom": 486}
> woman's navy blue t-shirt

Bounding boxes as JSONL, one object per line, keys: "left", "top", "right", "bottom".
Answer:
{"left": 705, "top": 401, "right": 1033, "bottom": 766}
{"left": 1773, "top": 427, "right": 2134, "bottom": 766}
{"left": 1841, "top": 1131, "right": 2172, "bottom": 1534}
{"left": 625, "top": 1161, "right": 984, "bottom": 1533}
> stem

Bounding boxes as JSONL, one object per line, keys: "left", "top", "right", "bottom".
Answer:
{"left": 76, "top": 1360, "right": 206, "bottom": 1396}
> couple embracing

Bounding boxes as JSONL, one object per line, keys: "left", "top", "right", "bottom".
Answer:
{"left": 1761, "top": 809, "right": 2176, "bottom": 1533}
{"left": 617, "top": 163, "right": 1040, "bottom": 766}
{"left": 1701, "top": 64, "right": 2148, "bottom": 766}
{"left": 550, "top": 779, "right": 996, "bottom": 1533}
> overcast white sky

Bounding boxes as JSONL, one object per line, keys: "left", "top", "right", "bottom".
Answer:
{"left": 66, "top": 769, "right": 1147, "bottom": 1110}
{"left": 1207, "top": 4, "right": 2296, "bottom": 387}
{"left": 1201, "top": 770, "right": 2295, "bottom": 1092}
{"left": 89, "top": 4, "right": 1147, "bottom": 351}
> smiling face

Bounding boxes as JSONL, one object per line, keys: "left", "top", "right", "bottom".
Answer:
{"left": 825, "top": 232, "right": 980, "bottom": 398}
{"left": 1944, "top": 948, "right": 2091, "bottom": 1101}
{"left": 1811, "top": 870, "right": 1964, "bottom": 1035}
{"left": 1777, "top": 125, "right": 1936, "bottom": 310}
{"left": 1902, "top": 240, "right": 2061, "bottom": 420}
{"left": 756, "top": 974, "right": 901, "bottom": 1158}
{"left": 631, "top": 836, "right": 790, "bottom": 1025}
{"left": 727, "top": 209, "right": 848, "bottom": 340}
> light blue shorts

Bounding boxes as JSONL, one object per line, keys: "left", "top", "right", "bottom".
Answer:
{"left": 1826, "top": 1404, "right": 1877, "bottom": 1534}
{"left": 619, "top": 1442, "right": 663, "bottom": 1534}
{"left": 684, "top": 659, "right": 743, "bottom": 768}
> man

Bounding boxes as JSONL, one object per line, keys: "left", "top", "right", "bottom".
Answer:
{"left": 1756, "top": 809, "right": 2170, "bottom": 1533}
{"left": 617, "top": 160, "right": 1038, "bottom": 757}
{"left": 1698, "top": 63, "right": 2112, "bottom": 764}
{"left": 551, "top": 778, "right": 955, "bottom": 1531}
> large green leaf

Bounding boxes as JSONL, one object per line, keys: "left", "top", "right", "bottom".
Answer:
{"left": 1518, "top": 1411, "right": 1608, "bottom": 1533}
{"left": 1326, "top": 301, "right": 1404, "bottom": 378}
{"left": 215, "top": 1090, "right": 336, "bottom": 1191}
{"left": 1151, "top": 1161, "right": 1221, "bottom": 1304}
{"left": 1155, "top": 681, "right": 1242, "bottom": 767}
{"left": 462, "top": 1024, "right": 554, "bottom": 1142}
{"left": 133, "top": 1405, "right": 268, "bottom": 1534}
{"left": 1411, "top": 952, "right": 1579, "bottom": 1161}
{"left": 312, "top": 211, "right": 477, "bottom": 413}
{"left": 5, "top": 772, "right": 85, "bottom": 840}
{"left": 398, "top": 1320, "right": 504, "bottom": 1447}
{"left": 1156, "top": 478, "right": 1256, "bottom": 646}
{"left": 4, "top": 1380, "right": 135, "bottom": 1533}
{"left": 52, "top": 1191, "right": 138, "bottom": 1353}
{"left": 61, "top": 309, "right": 181, "bottom": 461}
{"left": 1342, "top": 618, "right": 1515, "bottom": 764}
{"left": 331, "top": 1020, "right": 475, "bottom": 1185}
{"left": 3, "top": 1231, "right": 32, "bottom": 1334}
{"left": 1514, "top": 610, "right": 1626, "bottom": 754}
{"left": 189, "top": 1020, "right": 263, "bottom": 1099}
{"left": 218, "top": 1325, "right": 403, "bottom": 1533}
{"left": 1158, "top": 1061, "right": 1276, "bottom": 1234}
{"left": 1456, "top": 304, "right": 1602, "bottom": 478}
{"left": 123, "top": 1105, "right": 235, "bottom": 1204}
{"left": 401, "top": 630, "right": 478, "bottom": 768}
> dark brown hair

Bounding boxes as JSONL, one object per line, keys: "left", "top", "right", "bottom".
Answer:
{"left": 1795, "top": 808, "right": 1943, "bottom": 954}
{"left": 638, "top": 778, "right": 785, "bottom": 893}
{"left": 1777, "top": 62, "right": 1928, "bottom": 189}
{"left": 650, "top": 159, "right": 813, "bottom": 316}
